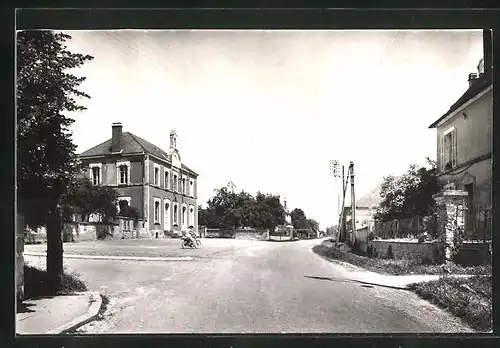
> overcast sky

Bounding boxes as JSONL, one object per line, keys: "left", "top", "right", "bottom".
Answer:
{"left": 62, "top": 29, "right": 483, "bottom": 229}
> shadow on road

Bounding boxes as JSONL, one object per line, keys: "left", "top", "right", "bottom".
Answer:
{"left": 304, "top": 275, "right": 407, "bottom": 291}
{"left": 17, "top": 302, "right": 36, "bottom": 314}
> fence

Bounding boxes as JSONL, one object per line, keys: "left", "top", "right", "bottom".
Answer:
{"left": 373, "top": 214, "right": 437, "bottom": 240}
{"left": 461, "top": 205, "right": 492, "bottom": 243}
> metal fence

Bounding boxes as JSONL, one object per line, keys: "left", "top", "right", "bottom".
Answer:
{"left": 461, "top": 205, "right": 492, "bottom": 243}
{"left": 373, "top": 214, "right": 437, "bottom": 240}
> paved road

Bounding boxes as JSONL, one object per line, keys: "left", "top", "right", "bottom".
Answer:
{"left": 24, "top": 239, "right": 472, "bottom": 333}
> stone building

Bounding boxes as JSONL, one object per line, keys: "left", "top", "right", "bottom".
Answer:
{"left": 78, "top": 123, "right": 199, "bottom": 237}
{"left": 428, "top": 30, "right": 492, "bottom": 238}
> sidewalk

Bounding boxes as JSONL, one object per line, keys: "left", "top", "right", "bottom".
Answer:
{"left": 16, "top": 292, "right": 102, "bottom": 335}
{"left": 24, "top": 251, "right": 193, "bottom": 262}
{"left": 336, "top": 262, "right": 473, "bottom": 290}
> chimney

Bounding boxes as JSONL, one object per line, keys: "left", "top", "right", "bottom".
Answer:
{"left": 111, "top": 122, "right": 123, "bottom": 153}
{"left": 483, "top": 29, "right": 492, "bottom": 77}
{"left": 468, "top": 72, "right": 478, "bottom": 87}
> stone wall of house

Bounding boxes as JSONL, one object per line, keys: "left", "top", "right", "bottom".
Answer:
{"left": 370, "top": 240, "right": 443, "bottom": 262}
{"left": 17, "top": 214, "right": 25, "bottom": 302}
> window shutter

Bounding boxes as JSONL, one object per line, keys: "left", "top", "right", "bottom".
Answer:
{"left": 451, "top": 129, "right": 457, "bottom": 167}
{"left": 438, "top": 136, "right": 444, "bottom": 171}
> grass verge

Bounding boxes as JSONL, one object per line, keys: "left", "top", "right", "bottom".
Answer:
{"left": 312, "top": 241, "right": 491, "bottom": 276}
{"left": 408, "top": 275, "right": 492, "bottom": 332}
{"left": 23, "top": 265, "right": 88, "bottom": 300}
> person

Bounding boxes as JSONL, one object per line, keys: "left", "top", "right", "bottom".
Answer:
{"left": 182, "top": 229, "right": 195, "bottom": 247}
{"left": 188, "top": 227, "right": 199, "bottom": 244}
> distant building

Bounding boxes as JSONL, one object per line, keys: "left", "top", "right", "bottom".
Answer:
{"left": 429, "top": 30, "right": 492, "bottom": 237}
{"left": 78, "top": 123, "right": 199, "bottom": 237}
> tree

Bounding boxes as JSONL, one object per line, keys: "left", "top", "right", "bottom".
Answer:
{"left": 253, "top": 192, "right": 286, "bottom": 231}
{"left": 307, "top": 218, "right": 320, "bottom": 232}
{"left": 374, "top": 158, "right": 440, "bottom": 222}
{"left": 118, "top": 200, "right": 140, "bottom": 222}
{"left": 325, "top": 225, "right": 339, "bottom": 236}
{"left": 17, "top": 30, "right": 93, "bottom": 287}
{"left": 198, "top": 186, "right": 286, "bottom": 231}
{"left": 290, "top": 208, "right": 309, "bottom": 229}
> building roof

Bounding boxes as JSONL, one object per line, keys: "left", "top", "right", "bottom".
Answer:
{"left": 429, "top": 73, "right": 492, "bottom": 128}
{"left": 78, "top": 131, "right": 198, "bottom": 176}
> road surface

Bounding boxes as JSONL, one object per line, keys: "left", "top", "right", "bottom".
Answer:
{"left": 24, "top": 238, "right": 472, "bottom": 333}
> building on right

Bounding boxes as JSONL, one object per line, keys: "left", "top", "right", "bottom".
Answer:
{"left": 428, "top": 30, "right": 492, "bottom": 239}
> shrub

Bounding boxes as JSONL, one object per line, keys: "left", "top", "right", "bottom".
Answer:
{"left": 24, "top": 265, "right": 87, "bottom": 299}
{"left": 386, "top": 244, "right": 394, "bottom": 259}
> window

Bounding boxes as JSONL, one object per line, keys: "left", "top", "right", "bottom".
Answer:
{"left": 173, "top": 174, "right": 177, "bottom": 191}
{"left": 164, "top": 169, "right": 170, "bottom": 189}
{"left": 189, "top": 206, "right": 194, "bottom": 226}
{"left": 173, "top": 204, "right": 178, "bottom": 224}
{"left": 178, "top": 177, "right": 182, "bottom": 193}
{"left": 190, "top": 180, "right": 194, "bottom": 196}
{"left": 182, "top": 178, "right": 186, "bottom": 194}
{"left": 182, "top": 205, "right": 187, "bottom": 226}
{"left": 154, "top": 198, "right": 161, "bottom": 223}
{"left": 116, "top": 197, "right": 131, "bottom": 214}
{"left": 117, "top": 161, "right": 130, "bottom": 185}
{"left": 154, "top": 164, "right": 160, "bottom": 186}
{"left": 441, "top": 128, "right": 457, "bottom": 171}
{"left": 89, "top": 163, "right": 102, "bottom": 185}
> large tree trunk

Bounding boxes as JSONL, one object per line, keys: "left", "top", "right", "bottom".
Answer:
{"left": 46, "top": 205, "right": 63, "bottom": 292}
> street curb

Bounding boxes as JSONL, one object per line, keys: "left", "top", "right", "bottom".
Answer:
{"left": 44, "top": 292, "right": 102, "bottom": 335}
{"left": 24, "top": 252, "right": 194, "bottom": 262}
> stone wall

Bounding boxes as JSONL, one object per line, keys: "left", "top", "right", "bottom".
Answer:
{"left": 62, "top": 223, "right": 97, "bottom": 242}
{"left": 234, "top": 230, "right": 269, "bottom": 240}
{"left": 16, "top": 214, "right": 24, "bottom": 302}
{"left": 370, "top": 240, "right": 443, "bottom": 262}
{"left": 204, "top": 229, "right": 269, "bottom": 240}
{"left": 433, "top": 190, "right": 468, "bottom": 262}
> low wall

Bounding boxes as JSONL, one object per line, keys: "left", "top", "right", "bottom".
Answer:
{"left": 63, "top": 223, "right": 97, "bottom": 242}
{"left": 204, "top": 229, "right": 269, "bottom": 240}
{"left": 234, "top": 230, "right": 269, "bottom": 241}
{"left": 455, "top": 242, "right": 491, "bottom": 266}
{"left": 369, "top": 239, "right": 442, "bottom": 262}
{"left": 17, "top": 215, "right": 24, "bottom": 302}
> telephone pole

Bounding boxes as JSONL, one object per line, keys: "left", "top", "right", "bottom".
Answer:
{"left": 349, "top": 161, "right": 356, "bottom": 245}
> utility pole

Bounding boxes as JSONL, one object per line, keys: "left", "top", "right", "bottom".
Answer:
{"left": 329, "top": 160, "right": 342, "bottom": 242}
{"left": 349, "top": 161, "right": 356, "bottom": 245}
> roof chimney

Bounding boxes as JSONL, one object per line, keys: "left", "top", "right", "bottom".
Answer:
{"left": 483, "top": 29, "right": 492, "bottom": 77}
{"left": 468, "top": 72, "right": 478, "bottom": 87}
{"left": 111, "top": 122, "right": 123, "bottom": 153}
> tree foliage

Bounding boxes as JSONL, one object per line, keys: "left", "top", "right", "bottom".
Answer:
{"left": 17, "top": 30, "right": 94, "bottom": 228}
{"left": 198, "top": 184, "right": 287, "bottom": 230}
{"left": 374, "top": 158, "right": 440, "bottom": 222}
{"left": 60, "top": 176, "right": 118, "bottom": 223}
{"left": 290, "top": 208, "right": 309, "bottom": 229}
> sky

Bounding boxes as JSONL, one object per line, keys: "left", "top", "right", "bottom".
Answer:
{"left": 62, "top": 29, "right": 483, "bottom": 229}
